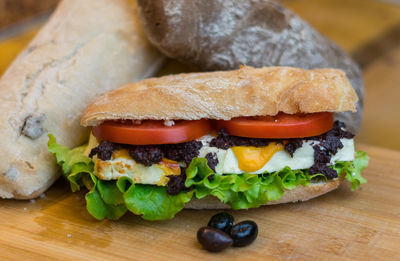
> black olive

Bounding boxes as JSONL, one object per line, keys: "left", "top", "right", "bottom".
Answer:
{"left": 230, "top": 220, "right": 258, "bottom": 247}
{"left": 208, "top": 212, "right": 235, "bottom": 233}
{"left": 197, "top": 226, "right": 233, "bottom": 252}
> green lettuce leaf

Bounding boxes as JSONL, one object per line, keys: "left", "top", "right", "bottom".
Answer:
{"left": 185, "top": 158, "right": 322, "bottom": 210}
{"left": 85, "top": 174, "right": 127, "bottom": 220}
{"left": 48, "top": 134, "right": 93, "bottom": 192}
{"left": 48, "top": 135, "right": 192, "bottom": 221}
{"left": 117, "top": 177, "right": 193, "bottom": 221}
{"left": 48, "top": 134, "right": 369, "bottom": 220}
{"left": 333, "top": 151, "right": 369, "bottom": 191}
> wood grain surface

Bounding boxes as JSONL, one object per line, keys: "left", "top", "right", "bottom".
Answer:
{"left": 0, "top": 144, "right": 399, "bottom": 261}
{"left": 1, "top": 1, "right": 400, "bottom": 260}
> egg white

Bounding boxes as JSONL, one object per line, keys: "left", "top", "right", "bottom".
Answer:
{"left": 197, "top": 135, "right": 355, "bottom": 174}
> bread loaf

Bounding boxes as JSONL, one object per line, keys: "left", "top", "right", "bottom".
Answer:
{"left": 0, "top": 0, "right": 164, "bottom": 199}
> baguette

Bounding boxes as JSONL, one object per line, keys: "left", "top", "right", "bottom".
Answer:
{"left": 82, "top": 66, "right": 358, "bottom": 126}
{"left": 0, "top": 0, "right": 164, "bottom": 199}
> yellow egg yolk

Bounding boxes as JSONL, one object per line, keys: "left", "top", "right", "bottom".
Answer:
{"left": 157, "top": 158, "right": 181, "bottom": 185}
{"left": 112, "top": 149, "right": 131, "bottom": 159}
{"left": 231, "top": 143, "right": 284, "bottom": 172}
{"left": 111, "top": 149, "right": 181, "bottom": 186}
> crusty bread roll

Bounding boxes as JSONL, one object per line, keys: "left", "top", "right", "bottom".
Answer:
{"left": 0, "top": 0, "right": 164, "bottom": 199}
{"left": 80, "top": 66, "right": 353, "bottom": 210}
{"left": 185, "top": 178, "right": 342, "bottom": 209}
{"left": 81, "top": 66, "right": 358, "bottom": 126}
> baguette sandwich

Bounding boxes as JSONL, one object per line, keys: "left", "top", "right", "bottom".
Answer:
{"left": 49, "top": 66, "right": 369, "bottom": 221}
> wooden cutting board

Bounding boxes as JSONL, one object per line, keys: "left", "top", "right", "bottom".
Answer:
{"left": 1, "top": 144, "right": 399, "bottom": 261}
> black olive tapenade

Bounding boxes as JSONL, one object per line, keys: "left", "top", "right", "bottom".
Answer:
{"left": 89, "top": 121, "right": 354, "bottom": 181}
{"left": 89, "top": 140, "right": 118, "bottom": 161}
{"left": 129, "top": 145, "right": 163, "bottom": 166}
{"left": 205, "top": 152, "right": 219, "bottom": 172}
{"left": 166, "top": 172, "right": 193, "bottom": 195}
{"left": 89, "top": 140, "right": 203, "bottom": 166}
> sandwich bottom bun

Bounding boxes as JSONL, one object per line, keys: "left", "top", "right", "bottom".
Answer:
{"left": 184, "top": 178, "right": 342, "bottom": 209}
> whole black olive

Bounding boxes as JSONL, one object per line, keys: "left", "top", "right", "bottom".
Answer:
{"left": 197, "top": 226, "right": 233, "bottom": 252}
{"left": 208, "top": 212, "right": 235, "bottom": 233}
{"left": 230, "top": 220, "right": 258, "bottom": 247}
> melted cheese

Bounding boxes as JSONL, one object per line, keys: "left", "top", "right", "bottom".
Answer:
{"left": 157, "top": 158, "right": 181, "bottom": 185}
{"left": 231, "top": 143, "right": 284, "bottom": 172}
{"left": 94, "top": 151, "right": 181, "bottom": 186}
{"left": 112, "top": 149, "right": 130, "bottom": 159}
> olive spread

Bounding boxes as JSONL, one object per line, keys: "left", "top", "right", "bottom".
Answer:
{"left": 166, "top": 172, "right": 192, "bottom": 195}
{"left": 89, "top": 140, "right": 117, "bottom": 161}
{"left": 306, "top": 121, "right": 354, "bottom": 179}
{"left": 89, "top": 140, "right": 203, "bottom": 166}
{"left": 129, "top": 145, "right": 163, "bottom": 166}
{"left": 89, "top": 121, "right": 354, "bottom": 182}
{"left": 209, "top": 128, "right": 272, "bottom": 149}
{"left": 205, "top": 152, "right": 219, "bottom": 172}
{"left": 162, "top": 141, "right": 203, "bottom": 164}
{"left": 210, "top": 121, "right": 354, "bottom": 179}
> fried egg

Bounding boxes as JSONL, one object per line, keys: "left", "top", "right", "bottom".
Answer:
{"left": 86, "top": 133, "right": 355, "bottom": 185}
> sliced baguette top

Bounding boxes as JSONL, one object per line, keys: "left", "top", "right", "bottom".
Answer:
{"left": 81, "top": 66, "right": 358, "bottom": 126}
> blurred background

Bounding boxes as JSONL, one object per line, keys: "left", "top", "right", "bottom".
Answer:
{"left": 0, "top": 0, "right": 399, "bottom": 151}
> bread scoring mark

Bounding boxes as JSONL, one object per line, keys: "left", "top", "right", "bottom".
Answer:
{"left": 24, "top": 161, "right": 35, "bottom": 170}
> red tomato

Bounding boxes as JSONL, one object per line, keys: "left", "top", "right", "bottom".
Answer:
{"left": 92, "top": 120, "right": 212, "bottom": 145}
{"left": 213, "top": 112, "right": 334, "bottom": 139}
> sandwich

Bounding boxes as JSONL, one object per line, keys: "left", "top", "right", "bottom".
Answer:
{"left": 48, "top": 66, "right": 369, "bottom": 221}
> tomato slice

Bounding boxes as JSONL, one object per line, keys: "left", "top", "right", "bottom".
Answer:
{"left": 214, "top": 112, "right": 334, "bottom": 139}
{"left": 92, "top": 119, "right": 212, "bottom": 145}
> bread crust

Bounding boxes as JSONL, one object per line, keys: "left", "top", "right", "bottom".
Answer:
{"left": 184, "top": 178, "right": 342, "bottom": 209}
{"left": 81, "top": 66, "right": 358, "bottom": 126}
{"left": 0, "top": 0, "right": 163, "bottom": 199}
